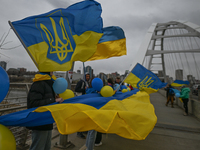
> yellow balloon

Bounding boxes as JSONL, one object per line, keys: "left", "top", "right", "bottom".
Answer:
{"left": 122, "top": 89, "right": 128, "bottom": 93}
{"left": 59, "top": 89, "right": 75, "bottom": 100}
{"left": 100, "top": 86, "right": 114, "bottom": 97}
{"left": 0, "top": 124, "right": 16, "bottom": 150}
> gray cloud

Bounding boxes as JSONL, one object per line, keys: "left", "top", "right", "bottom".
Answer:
{"left": 0, "top": 0, "right": 200, "bottom": 77}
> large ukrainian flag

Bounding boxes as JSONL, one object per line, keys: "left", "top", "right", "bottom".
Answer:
{"left": 171, "top": 80, "right": 189, "bottom": 87}
{"left": 9, "top": 0, "right": 126, "bottom": 72}
{"left": 0, "top": 89, "right": 156, "bottom": 140}
{"left": 124, "top": 63, "right": 167, "bottom": 94}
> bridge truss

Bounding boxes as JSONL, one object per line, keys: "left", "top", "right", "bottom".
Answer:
{"left": 130, "top": 20, "right": 200, "bottom": 83}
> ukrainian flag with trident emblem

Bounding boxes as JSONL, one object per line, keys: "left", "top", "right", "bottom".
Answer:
{"left": 9, "top": 0, "right": 126, "bottom": 72}
{"left": 124, "top": 63, "right": 167, "bottom": 94}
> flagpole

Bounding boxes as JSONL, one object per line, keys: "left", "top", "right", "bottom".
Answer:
{"left": 8, "top": 21, "right": 39, "bottom": 69}
{"left": 115, "top": 63, "right": 138, "bottom": 91}
{"left": 83, "top": 62, "right": 86, "bottom": 80}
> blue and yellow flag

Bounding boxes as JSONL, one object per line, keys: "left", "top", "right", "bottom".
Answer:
{"left": 0, "top": 89, "right": 156, "bottom": 140}
{"left": 88, "top": 26, "right": 126, "bottom": 61}
{"left": 124, "top": 63, "right": 167, "bottom": 94}
{"left": 171, "top": 80, "right": 189, "bottom": 87}
{"left": 10, "top": 0, "right": 126, "bottom": 71}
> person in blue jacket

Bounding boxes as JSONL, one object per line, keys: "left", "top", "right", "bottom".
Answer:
{"left": 165, "top": 84, "right": 175, "bottom": 108}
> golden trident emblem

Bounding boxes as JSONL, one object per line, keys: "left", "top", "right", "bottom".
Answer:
{"left": 138, "top": 76, "right": 154, "bottom": 90}
{"left": 40, "top": 17, "right": 73, "bottom": 61}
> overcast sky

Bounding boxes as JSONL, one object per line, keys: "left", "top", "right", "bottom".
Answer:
{"left": 1, "top": 0, "right": 200, "bottom": 76}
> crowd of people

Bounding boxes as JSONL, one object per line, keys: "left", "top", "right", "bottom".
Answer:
{"left": 27, "top": 71, "right": 134, "bottom": 150}
{"left": 27, "top": 71, "right": 192, "bottom": 150}
{"left": 164, "top": 84, "right": 190, "bottom": 116}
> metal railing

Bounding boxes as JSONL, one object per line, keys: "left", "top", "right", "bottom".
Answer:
{"left": 0, "top": 83, "right": 77, "bottom": 149}
{"left": 0, "top": 83, "right": 31, "bottom": 150}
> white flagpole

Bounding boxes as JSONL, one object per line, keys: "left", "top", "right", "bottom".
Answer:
{"left": 115, "top": 63, "right": 138, "bottom": 91}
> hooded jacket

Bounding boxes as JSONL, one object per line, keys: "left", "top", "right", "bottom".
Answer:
{"left": 27, "top": 74, "right": 56, "bottom": 130}
{"left": 180, "top": 87, "right": 190, "bottom": 99}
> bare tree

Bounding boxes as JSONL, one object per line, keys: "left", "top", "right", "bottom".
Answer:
{"left": 0, "top": 28, "right": 21, "bottom": 58}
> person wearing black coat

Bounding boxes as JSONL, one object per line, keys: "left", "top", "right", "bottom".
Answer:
{"left": 75, "top": 79, "right": 87, "bottom": 95}
{"left": 75, "top": 72, "right": 91, "bottom": 96}
{"left": 27, "top": 72, "right": 64, "bottom": 150}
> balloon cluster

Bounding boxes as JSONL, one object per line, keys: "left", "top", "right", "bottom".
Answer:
{"left": 91, "top": 78, "right": 113, "bottom": 97}
{"left": 91, "top": 78, "right": 132, "bottom": 97}
{"left": 53, "top": 78, "right": 74, "bottom": 100}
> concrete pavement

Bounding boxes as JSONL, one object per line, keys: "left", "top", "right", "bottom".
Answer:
{"left": 51, "top": 92, "right": 200, "bottom": 150}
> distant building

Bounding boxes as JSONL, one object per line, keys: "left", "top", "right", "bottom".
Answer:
{"left": 17, "top": 68, "right": 27, "bottom": 73}
{"left": 0, "top": 61, "right": 7, "bottom": 70}
{"left": 158, "top": 71, "right": 164, "bottom": 77}
{"left": 124, "top": 70, "right": 129, "bottom": 77}
{"left": 7, "top": 68, "right": 20, "bottom": 75}
{"left": 98, "top": 72, "right": 107, "bottom": 85}
{"left": 77, "top": 70, "right": 81, "bottom": 74}
{"left": 72, "top": 72, "right": 83, "bottom": 81}
{"left": 85, "top": 66, "right": 92, "bottom": 78}
{"left": 175, "top": 69, "right": 183, "bottom": 80}
{"left": 54, "top": 71, "right": 66, "bottom": 78}
{"left": 54, "top": 71, "right": 83, "bottom": 83}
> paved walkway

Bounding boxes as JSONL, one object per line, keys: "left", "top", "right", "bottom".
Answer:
{"left": 50, "top": 92, "right": 200, "bottom": 150}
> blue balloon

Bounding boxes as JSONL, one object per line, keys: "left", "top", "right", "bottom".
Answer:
{"left": 175, "top": 93, "right": 180, "bottom": 98}
{"left": 0, "top": 67, "right": 10, "bottom": 103}
{"left": 53, "top": 78, "right": 68, "bottom": 94}
{"left": 113, "top": 84, "right": 120, "bottom": 92}
{"left": 92, "top": 78, "right": 103, "bottom": 91}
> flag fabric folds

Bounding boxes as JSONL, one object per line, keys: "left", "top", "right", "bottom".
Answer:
{"left": 10, "top": 0, "right": 126, "bottom": 72}
{"left": 0, "top": 89, "right": 157, "bottom": 140}
{"left": 171, "top": 80, "right": 189, "bottom": 87}
{"left": 88, "top": 26, "right": 126, "bottom": 61}
{"left": 124, "top": 63, "right": 167, "bottom": 94}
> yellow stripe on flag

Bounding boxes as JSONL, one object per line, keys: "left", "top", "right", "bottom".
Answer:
{"left": 88, "top": 38, "right": 126, "bottom": 61}
{"left": 35, "top": 91, "right": 157, "bottom": 140}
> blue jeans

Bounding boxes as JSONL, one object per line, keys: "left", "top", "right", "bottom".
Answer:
{"left": 86, "top": 130, "right": 97, "bottom": 150}
{"left": 29, "top": 130, "right": 52, "bottom": 150}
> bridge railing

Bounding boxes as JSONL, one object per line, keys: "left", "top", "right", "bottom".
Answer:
{"left": 0, "top": 83, "right": 32, "bottom": 149}
{"left": 0, "top": 83, "right": 77, "bottom": 149}
{"left": 158, "top": 88, "right": 200, "bottom": 120}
